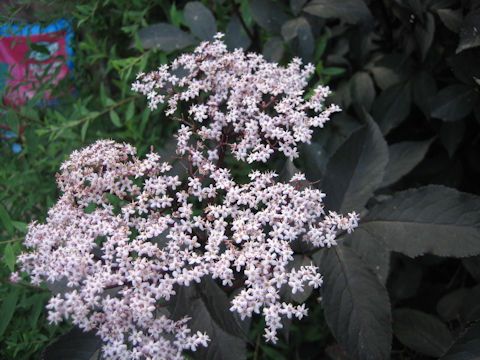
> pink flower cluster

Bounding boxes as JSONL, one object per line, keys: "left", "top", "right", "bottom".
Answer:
{"left": 17, "top": 35, "right": 358, "bottom": 359}
{"left": 131, "top": 33, "right": 340, "bottom": 163}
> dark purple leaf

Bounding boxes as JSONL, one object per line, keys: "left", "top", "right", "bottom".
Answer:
{"left": 381, "top": 138, "right": 433, "bottom": 187}
{"left": 431, "top": 85, "right": 477, "bottom": 122}
{"left": 43, "top": 328, "right": 102, "bottom": 360}
{"left": 225, "top": 14, "right": 251, "bottom": 50}
{"left": 184, "top": 2, "right": 217, "bottom": 41}
{"left": 136, "top": 23, "right": 196, "bottom": 51}
{"left": 262, "top": 37, "right": 284, "bottom": 62}
{"left": 394, "top": 309, "right": 452, "bottom": 357}
{"left": 436, "top": 8, "right": 462, "bottom": 33}
{"left": 360, "top": 185, "right": 480, "bottom": 258}
{"left": 322, "top": 113, "right": 388, "bottom": 213}
{"left": 372, "top": 81, "right": 411, "bottom": 135}
{"left": 457, "top": 9, "right": 480, "bottom": 53}
{"left": 249, "top": 0, "right": 289, "bottom": 34}
{"left": 303, "top": 0, "right": 372, "bottom": 24}
{"left": 442, "top": 322, "right": 480, "bottom": 360}
{"left": 317, "top": 245, "right": 392, "bottom": 360}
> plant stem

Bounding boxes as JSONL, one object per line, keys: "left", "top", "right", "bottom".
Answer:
{"left": 229, "top": 0, "right": 254, "bottom": 42}
{"left": 253, "top": 334, "right": 260, "bottom": 360}
{"left": 0, "top": 104, "right": 44, "bottom": 125}
{"left": 0, "top": 237, "right": 23, "bottom": 244}
{"left": 0, "top": 276, "right": 50, "bottom": 292}
{"left": 54, "top": 94, "right": 140, "bottom": 131}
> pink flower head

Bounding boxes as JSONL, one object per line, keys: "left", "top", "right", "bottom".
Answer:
{"left": 18, "top": 35, "right": 357, "bottom": 359}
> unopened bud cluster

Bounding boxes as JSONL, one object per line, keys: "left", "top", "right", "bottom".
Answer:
{"left": 16, "top": 34, "right": 358, "bottom": 359}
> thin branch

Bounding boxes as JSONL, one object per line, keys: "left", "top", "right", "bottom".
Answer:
{"left": 0, "top": 103, "right": 44, "bottom": 125}
{"left": 229, "top": 0, "right": 254, "bottom": 42}
{"left": 0, "top": 276, "right": 50, "bottom": 292}
{"left": 253, "top": 334, "right": 261, "bottom": 360}
{"left": 0, "top": 236, "right": 23, "bottom": 244}
{"left": 54, "top": 94, "right": 141, "bottom": 131}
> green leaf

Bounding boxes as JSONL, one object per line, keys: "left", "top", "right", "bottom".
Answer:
{"left": 84, "top": 203, "right": 97, "bottom": 214}
{"left": 431, "top": 85, "right": 477, "bottom": 122}
{"left": 393, "top": 308, "right": 452, "bottom": 357}
{"left": 4, "top": 243, "right": 15, "bottom": 272}
{"left": 315, "top": 61, "right": 323, "bottom": 76}
{"left": 314, "top": 33, "right": 328, "bottom": 62}
{"left": 169, "top": 2, "right": 183, "bottom": 28}
{"left": 456, "top": 9, "right": 480, "bottom": 53}
{"left": 4, "top": 110, "right": 19, "bottom": 134}
{"left": 0, "top": 203, "right": 14, "bottom": 236}
{"left": 125, "top": 101, "right": 135, "bottom": 122}
{"left": 322, "top": 67, "right": 345, "bottom": 76}
{"left": 0, "top": 287, "right": 19, "bottom": 337}
{"left": 43, "top": 328, "right": 102, "bottom": 360}
{"left": 105, "top": 97, "right": 115, "bottom": 107}
{"left": 317, "top": 245, "right": 392, "bottom": 360}
{"left": 372, "top": 81, "right": 411, "bottom": 135}
{"left": 322, "top": 113, "right": 388, "bottom": 213}
{"left": 184, "top": 1, "right": 217, "bottom": 41}
{"left": 132, "top": 31, "right": 144, "bottom": 53}
{"left": 29, "top": 293, "right": 47, "bottom": 329}
{"left": 139, "top": 108, "right": 151, "bottom": 138}
{"left": 360, "top": 185, "right": 480, "bottom": 258}
{"left": 249, "top": 0, "right": 289, "bottom": 34}
{"left": 81, "top": 119, "right": 89, "bottom": 141}
{"left": 11, "top": 221, "right": 27, "bottom": 233}
{"left": 441, "top": 322, "right": 480, "bottom": 359}
{"left": 303, "top": 0, "right": 372, "bottom": 24}
{"left": 381, "top": 138, "right": 434, "bottom": 188}
{"left": 135, "top": 23, "right": 197, "bottom": 51}
{"left": 109, "top": 110, "right": 122, "bottom": 127}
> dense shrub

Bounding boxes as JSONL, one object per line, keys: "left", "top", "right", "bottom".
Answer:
{"left": 1, "top": 0, "right": 479, "bottom": 359}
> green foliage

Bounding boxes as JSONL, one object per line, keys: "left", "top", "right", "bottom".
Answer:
{"left": 1, "top": 0, "right": 480, "bottom": 358}
{"left": 247, "top": 298, "right": 331, "bottom": 360}
{"left": 0, "top": 245, "right": 72, "bottom": 359}
{"left": 0, "top": 1, "right": 184, "bottom": 358}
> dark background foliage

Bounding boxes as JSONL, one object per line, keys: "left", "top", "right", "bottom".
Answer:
{"left": 1, "top": 0, "right": 480, "bottom": 359}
